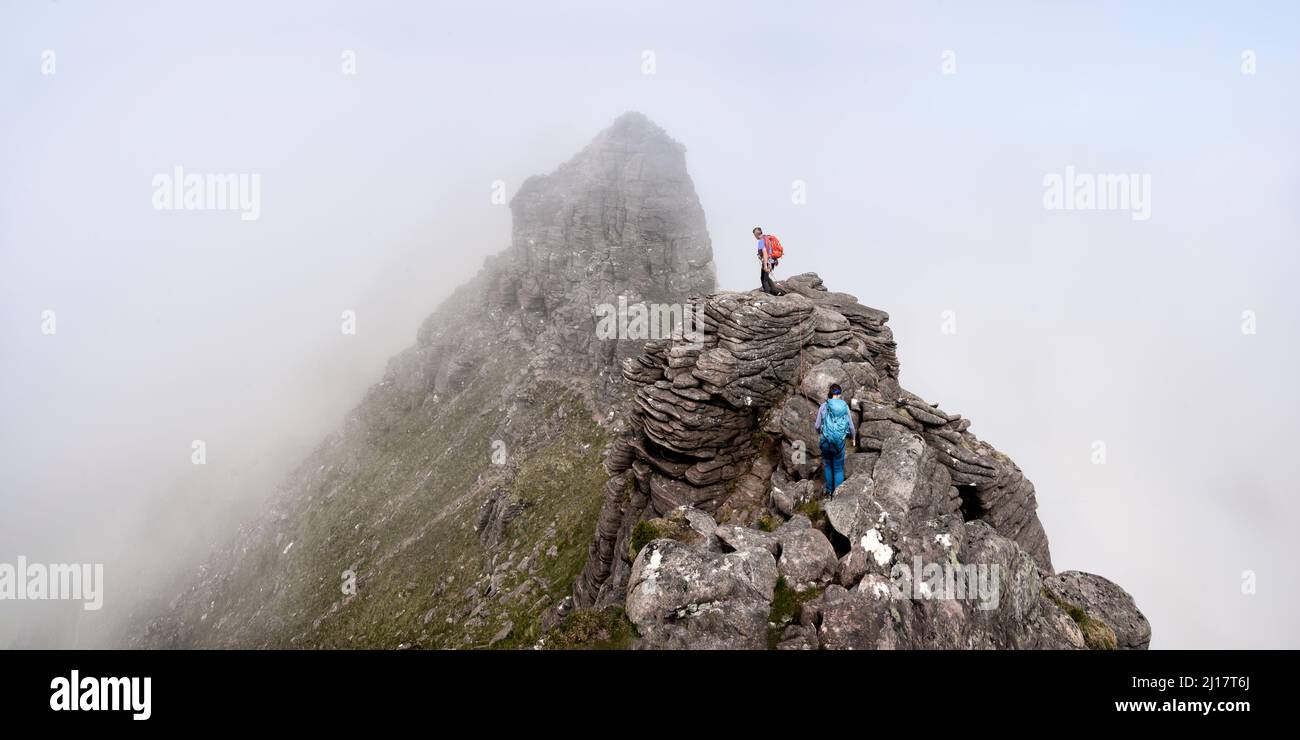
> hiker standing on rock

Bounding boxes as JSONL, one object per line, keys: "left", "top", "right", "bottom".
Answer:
{"left": 815, "top": 384, "right": 856, "bottom": 497}
{"left": 753, "top": 227, "right": 783, "bottom": 295}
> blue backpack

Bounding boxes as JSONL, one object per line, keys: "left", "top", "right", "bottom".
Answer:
{"left": 821, "top": 398, "right": 852, "bottom": 443}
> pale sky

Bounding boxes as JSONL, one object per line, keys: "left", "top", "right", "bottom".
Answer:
{"left": 2, "top": 0, "right": 1297, "bottom": 648}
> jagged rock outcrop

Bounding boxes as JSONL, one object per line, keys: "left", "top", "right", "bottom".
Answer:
{"left": 477, "top": 490, "right": 526, "bottom": 549}
{"left": 478, "top": 111, "right": 715, "bottom": 386}
{"left": 574, "top": 273, "right": 1148, "bottom": 649}
{"left": 378, "top": 111, "right": 717, "bottom": 416}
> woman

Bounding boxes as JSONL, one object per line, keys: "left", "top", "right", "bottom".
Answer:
{"left": 814, "top": 384, "right": 856, "bottom": 496}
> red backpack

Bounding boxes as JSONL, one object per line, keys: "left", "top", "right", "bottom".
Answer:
{"left": 763, "top": 234, "right": 784, "bottom": 259}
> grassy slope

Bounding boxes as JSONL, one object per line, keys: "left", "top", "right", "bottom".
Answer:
{"left": 301, "top": 380, "right": 611, "bottom": 649}
{"left": 149, "top": 351, "right": 612, "bottom": 649}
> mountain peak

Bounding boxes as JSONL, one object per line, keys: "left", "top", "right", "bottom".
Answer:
{"left": 599, "top": 110, "right": 676, "bottom": 145}
{"left": 495, "top": 114, "right": 715, "bottom": 385}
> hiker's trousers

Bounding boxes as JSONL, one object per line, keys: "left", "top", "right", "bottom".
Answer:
{"left": 760, "top": 264, "right": 778, "bottom": 294}
{"left": 820, "top": 436, "right": 846, "bottom": 495}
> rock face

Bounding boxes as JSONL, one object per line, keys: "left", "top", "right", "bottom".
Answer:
{"left": 625, "top": 539, "right": 777, "bottom": 649}
{"left": 476, "top": 111, "right": 716, "bottom": 388}
{"left": 574, "top": 273, "right": 1148, "bottom": 649}
{"left": 1044, "top": 571, "right": 1152, "bottom": 649}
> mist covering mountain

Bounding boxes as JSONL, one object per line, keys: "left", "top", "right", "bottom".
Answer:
{"left": 131, "top": 114, "right": 1146, "bottom": 650}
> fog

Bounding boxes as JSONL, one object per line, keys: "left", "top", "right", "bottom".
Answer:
{"left": 2, "top": 1, "right": 1296, "bottom": 648}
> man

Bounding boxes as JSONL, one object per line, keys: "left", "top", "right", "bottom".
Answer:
{"left": 753, "top": 226, "right": 779, "bottom": 295}
{"left": 814, "top": 384, "right": 856, "bottom": 497}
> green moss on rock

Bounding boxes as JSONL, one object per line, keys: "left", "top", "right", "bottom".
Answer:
{"left": 543, "top": 607, "right": 638, "bottom": 650}
{"left": 629, "top": 518, "right": 681, "bottom": 560}
{"left": 766, "top": 577, "right": 822, "bottom": 649}
{"left": 1043, "top": 587, "right": 1118, "bottom": 651}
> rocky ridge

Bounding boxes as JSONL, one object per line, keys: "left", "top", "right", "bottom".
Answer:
{"left": 130, "top": 112, "right": 1148, "bottom": 651}
{"left": 571, "top": 273, "right": 1149, "bottom": 649}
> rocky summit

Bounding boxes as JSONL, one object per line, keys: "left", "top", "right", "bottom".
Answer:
{"left": 576, "top": 273, "right": 1148, "bottom": 649}
{"left": 132, "top": 113, "right": 1147, "bottom": 650}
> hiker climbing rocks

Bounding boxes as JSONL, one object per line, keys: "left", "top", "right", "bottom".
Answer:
{"left": 753, "top": 227, "right": 783, "bottom": 295}
{"left": 815, "top": 383, "right": 856, "bottom": 496}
